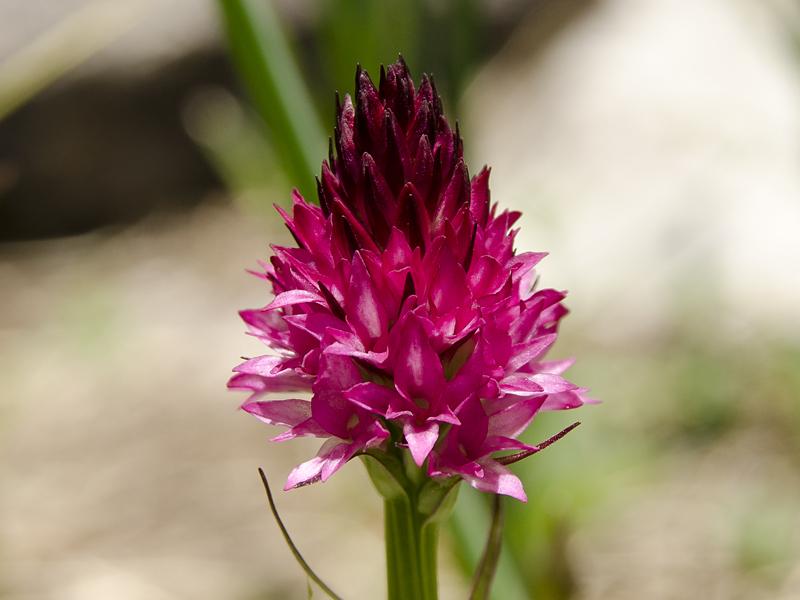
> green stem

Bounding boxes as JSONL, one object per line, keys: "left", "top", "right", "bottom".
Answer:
{"left": 385, "top": 494, "right": 439, "bottom": 600}
{"left": 363, "top": 447, "right": 457, "bottom": 600}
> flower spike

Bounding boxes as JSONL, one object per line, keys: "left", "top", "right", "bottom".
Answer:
{"left": 230, "top": 59, "right": 591, "bottom": 500}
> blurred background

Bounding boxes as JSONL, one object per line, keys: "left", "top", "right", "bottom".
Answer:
{"left": 1, "top": 0, "right": 799, "bottom": 598}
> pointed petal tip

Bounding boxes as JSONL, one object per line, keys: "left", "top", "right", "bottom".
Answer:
{"left": 404, "top": 422, "right": 439, "bottom": 466}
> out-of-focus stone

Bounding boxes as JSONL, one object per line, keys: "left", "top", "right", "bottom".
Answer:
{"left": 464, "top": 0, "right": 800, "bottom": 342}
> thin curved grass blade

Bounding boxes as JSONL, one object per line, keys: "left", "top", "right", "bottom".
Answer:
{"left": 258, "top": 468, "right": 343, "bottom": 600}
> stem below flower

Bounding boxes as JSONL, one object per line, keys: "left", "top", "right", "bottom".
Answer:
{"left": 363, "top": 447, "right": 458, "bottom": 600}
{"left": 385, "top": 493, "right": 439, "bottom": 600}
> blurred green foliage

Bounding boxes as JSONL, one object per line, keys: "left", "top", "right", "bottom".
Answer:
{"left": 310, "top": 0, "right": 483, "bottom": 116}
{"left": 218, "top": 0, "right": 325, "bottom": 198}
{"left": 488, "top": 334, "right": 800, "bottom": 599}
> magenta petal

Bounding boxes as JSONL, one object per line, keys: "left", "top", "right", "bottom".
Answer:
{"left": 239, "top": 308, "right": 290, "bottom": 348}
{"left": 314, "top": 351, "right": 360, "bottom": 392}
{"left": 283, "top": 312, "right": 347, "bottom": 341}
{"left": 432, "top": 459, "right": 484, "bottom": 480}
{"left": 541, "top": 390, "right": 588, "bottom": 410}
{"left": 284, "top": 456, "right": 325, "bottom": 489}
{"left": 324, "top": 341, "right": 389, "bottom": 367}
{"left": 469, "top": 167, "right": 490, "bottom": 225}
{"left": 266, "top": 289, "right": 325, "bottom": 311}
{"left": 319, "top": 442, "right": 358, "bottom": 482}
{"left": 428, "top": 404, "right": 461, "bottom": 426}
{"left": 482, "top": 435, "right": 535, "bottom": 455}
{"left": 469, "top": 255, "right": 507, "bottom": 297}
{"left": 271, "top": 417, "right": 328, "bottom": 441}
{"left": 509, "top": 290, "right": 565, "bottom": 341}
{"left": 404, "top": 421, "right": 440, "bottom": 466}
{"left": 241, "top": 399, "right": 311, "bottom": 427}
{"left": 455, "top": 461, "right": 485, "bottom": 479}
{"left": 535, "top": 357, "right": 576, "bottom": 375}
{"left": 464, "top": 460, "right": 528, "bottom": 502}
{"left": 487, "top": 397, "right": 545, "bottom": 438}
{"left": 393, "top": 315, "right": 445, "bottom": 401}
{"left": 346, "top": 252, "right": 389, "bottom": 344}
{"left": 509, "top": 251, "right": 547, "bottom": 275}
{"left": 322, "top": 329, "right": 390, "bottom": 367}
{"left": 311, "top": 391, "right": 351, "bottom": 439}
{"left": 310, "top": 353, "right": 361, "bottom": 438}
{"left": 506, "top": 334, "right": 558, "bottom": 372}
{"left": 284, "top": 438, "right": 353, "bottom": 489}
{"left": 228, "top": 357, "right": 311, "bottom": 392}
{"left": 358, "top": 420, "right": 391, "bottom": 448}
{"left": 529, "top": 373, "right": 578, "bottom": 394}
{"left": 233, "top": 355, "right": 284, "bottom": 377}
{"left": 384, "top": 227, "right": 414, "bottom": 269}
{"left": 498, "top": 373, "right": 545, "bottom": 396}
{"left": 428, "top": 245, "right": 471, "bottom": 315}
{"left": 289, "top": 195, "right": 331, "bottom": 263}
{"left": 322, "top": 328, "right": 365, "bottom": 351}
{"left": 509, "top": 252, "right": 547, "bottom": 293}
{"left": 226, "top": 373, "right": 265, "bottom": 392}
{"left": 385, "top": 407, "right": 415, "bottom": 420}
{"left": 345, "top": 382, "right": 398, "bottom": 415}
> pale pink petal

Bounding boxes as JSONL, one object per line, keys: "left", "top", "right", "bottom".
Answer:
{"left": 540, "top": 390, "right": 587, "bottom": 410}
{"left": 241, "top": 399, "right": 311, "bottom": 427}
{"left": 271, "top": 417, "right": 328, "bottom": 441}
{"left": 464, "top": 460, "right": 528, "bottom": 502}
{"left": 534, "top": 357, "right": 575, "bottom": 375}
{"left": 284, "top": 456, "right": 325, "bottom": 489}
{"left": 227, "top": 361, "right": 311, "bottom": 392}
{"left": 404, "top": 421, "right": 440, "bottom": 466}
{"left": 239, "top": 308, "right": 290, "bottom": 348}
{"left": 233, "top": 355, "right": 283, "bottom": 377}
{"left": 529, "top": 373, "right": 578, "bottom": 394}
{"left": 509, "top": 252, "right": 547, "bottom": 278}
{"left": 320, "top": 442, "right": 358, "bottom": 482}
{"left": 323, "top": 328, "right": 390, "bottom": 367}
{"left": 507, "top": 334, "right": 558, "bottom": 372}
{"left": 345, "top": 382, "right": 398, "bottom": 415}
{"left": 498, "top": 373, "right": 544, "bottom": 396}
{"left": 487, "top": 397, "right": 545, "bottom": 438}
{"left": 482, "top": 435, "right": 535, "bottom": 455}
{"left": 284, "top": 438, "right": 347, "bottom": 490}
{"left": 266, "top": 289, "right": 325, "bottom": 311}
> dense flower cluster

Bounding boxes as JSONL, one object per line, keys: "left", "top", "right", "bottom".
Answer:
{"left": 229, "top": 59, "right": 590, "bottom": 501}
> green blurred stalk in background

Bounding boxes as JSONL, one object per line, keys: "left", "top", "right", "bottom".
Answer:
{"left": 218, "top": 0, "right": 325, "bottom": 199}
